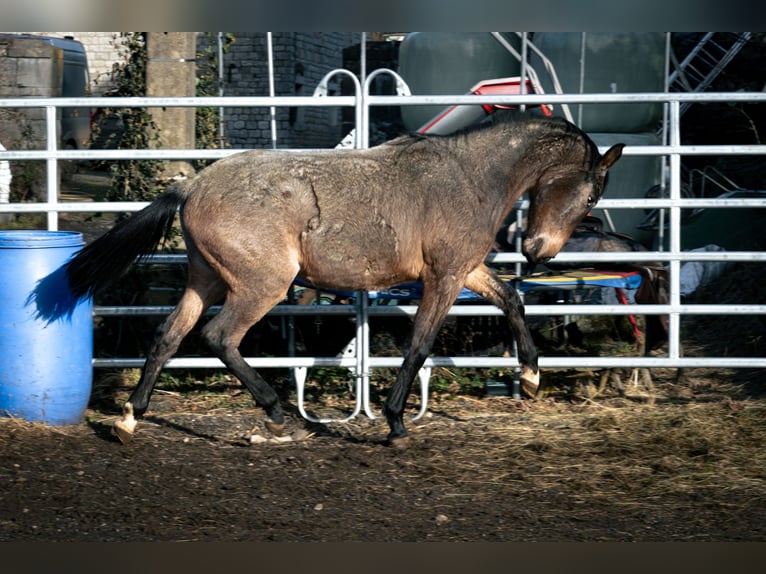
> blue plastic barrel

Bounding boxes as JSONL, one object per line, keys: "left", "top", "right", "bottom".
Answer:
{"left": 0, "top": 231, "right": 93, "bottom": 425}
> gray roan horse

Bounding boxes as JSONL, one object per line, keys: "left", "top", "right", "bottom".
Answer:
{"left": 66, "top": 115, "right": 623, "bottom": 447}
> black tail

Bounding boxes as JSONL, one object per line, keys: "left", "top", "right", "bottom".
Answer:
{"left": 66, "top": 183, "right": 188, "bottom": 299}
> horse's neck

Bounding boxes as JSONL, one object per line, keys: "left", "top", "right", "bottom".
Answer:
{"left": 462, "top": 125, "right": 551, "bottom": 201}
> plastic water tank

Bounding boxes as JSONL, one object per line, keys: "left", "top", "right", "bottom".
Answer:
{"left": 398, "top": 32, "right": 521, "bottom": 131}
{"left": 589, "top": 132, "right": 663, "bottom": 247}
{"left": 529, "top": 33, "right": 666, "bottom": 133}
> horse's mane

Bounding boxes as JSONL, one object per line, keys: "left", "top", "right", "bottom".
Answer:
{"left": 385, "top": 112, "right": 598, "bottom": 169}
{"left": 387, "top": 112, "right": 585, "bottom": 149}
{"left": 452, "top": 110, "right": 572, "bottom": 138}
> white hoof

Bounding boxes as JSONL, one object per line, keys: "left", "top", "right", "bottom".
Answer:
{"left": 520, "top": 366, "right": 540, "bottom": 398}
{"left": 113, "top": 402, "right": 137, "bottom": 444}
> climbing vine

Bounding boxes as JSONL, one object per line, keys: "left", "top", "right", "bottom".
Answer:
{"left": 194, "top": 32, "right": 235, "bottom": 171}
{"left": 94, "top": 32, "right": 164, "bottom": 205}
{"left": 93, "top": 32, "right": 236, "bottom": 203}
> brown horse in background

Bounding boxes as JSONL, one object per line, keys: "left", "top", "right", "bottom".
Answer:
{"left": 65, "top": 114, "right": 623, "bottom": 447}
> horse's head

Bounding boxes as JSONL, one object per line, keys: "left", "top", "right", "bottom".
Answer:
{"left": 522, "top": 141, "right": 624, "bottom": 265}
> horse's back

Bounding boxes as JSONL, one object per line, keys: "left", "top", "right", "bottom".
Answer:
{"left": 177, "top": 148, "right": 428, "bottom": 290}
{"left": 175, "top": 124, "right": 537, "bottom": 291}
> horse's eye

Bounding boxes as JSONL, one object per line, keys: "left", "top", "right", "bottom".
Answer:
{"left": 586, "top": 194, "right": 595, "bottom": 207}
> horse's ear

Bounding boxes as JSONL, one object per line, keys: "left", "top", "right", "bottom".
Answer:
{"left": 599, "top": 143, "right": 625, "bottom": 173}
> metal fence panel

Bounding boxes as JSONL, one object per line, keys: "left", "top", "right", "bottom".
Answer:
{"left": 1, "top": 91, "right": 764, "bottom": 416}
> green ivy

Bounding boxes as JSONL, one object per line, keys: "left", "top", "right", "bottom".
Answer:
{"left": 194, "top": 33, "right": 235, "bottom": 171}
{"left": 99, "top": 33, "right": 165, "bottom": 205}
{"left": 93, "top": 33, "right": 237, "bottom": 202}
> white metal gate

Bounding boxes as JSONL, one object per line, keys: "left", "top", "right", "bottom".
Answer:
{"left": 1, "top": 88, "right": 765, "bottom": 420}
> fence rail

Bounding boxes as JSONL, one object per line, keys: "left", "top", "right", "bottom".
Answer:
{"left": 1, "top": 90, "right": 765, "bottom": 415}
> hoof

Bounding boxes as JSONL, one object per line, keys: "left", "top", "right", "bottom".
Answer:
{"left": 520, "top": 366, "right": 540, "bottom": 398}
{"left": 388, "top": 435, "right": 411, "bottom": 450}
{"left": 113, "top": 403, "right": 137, "bottom": 445}
{"left": 264, "top": 420, "right": 286, "bottom": 437}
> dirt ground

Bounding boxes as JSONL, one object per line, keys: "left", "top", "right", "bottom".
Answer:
{"left": 1, "top": 360, "right": 765, "bottom": 542}
{"left": 2, "top": 175, "right": 765, "bottom": 543}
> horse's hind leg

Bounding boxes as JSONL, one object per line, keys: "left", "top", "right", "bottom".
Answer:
{"left": 464, "top": 264, "right": 540, "bottom": 397}
{"left": 199, "top": 275, "right": 295, "bottom": 437}
{"left": 114, "top": 266, "right": 225, "bottom": 443}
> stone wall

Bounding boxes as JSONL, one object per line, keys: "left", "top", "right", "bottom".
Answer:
{"left": 70, "top": 32, "right": 130, "bottom": 94}
{"left": 0, "top": 35, "right": 61, "bottom": 202}
{"left": 146, "top": 33, "right": 197, "bottom": 178}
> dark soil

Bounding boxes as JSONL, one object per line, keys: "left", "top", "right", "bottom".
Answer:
{"left": 2, "top": 180, "right": 766, "bottom": 541}
{"left": 1, "top": 362, "right": 765, "bottom": 542}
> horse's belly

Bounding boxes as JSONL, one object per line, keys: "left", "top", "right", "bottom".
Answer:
{"left": 298, "top": 222, "right": 420, "bottom": 291}
{"left": 299, "top": 264, "right": 412, "bottom": 292}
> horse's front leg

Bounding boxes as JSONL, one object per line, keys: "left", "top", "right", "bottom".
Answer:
{"left": 464, "top": 264, "right": 540, "bottom": 397}
{"left": 384, "top": 276, "right": 464, "bottom": 448}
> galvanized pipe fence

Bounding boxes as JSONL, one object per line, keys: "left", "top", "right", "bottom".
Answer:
{"left": 1, "top": 89, "right": 765, "bottom": 420}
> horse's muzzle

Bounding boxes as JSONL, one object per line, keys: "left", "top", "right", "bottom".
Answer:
{"left": 522, "top": 237, "right": 552, "bottom": 265}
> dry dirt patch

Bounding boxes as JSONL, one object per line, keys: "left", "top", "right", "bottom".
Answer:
{"left": 1, "top": 367, "right": 765, "bottom": 542}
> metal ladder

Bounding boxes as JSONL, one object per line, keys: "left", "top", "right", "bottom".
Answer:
{"left": 668, "top": 32, "right": 752, "bottom": 116}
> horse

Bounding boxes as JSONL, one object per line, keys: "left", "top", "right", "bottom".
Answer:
{"left": 64, "top": 114, "right": 624, "bottom": 448}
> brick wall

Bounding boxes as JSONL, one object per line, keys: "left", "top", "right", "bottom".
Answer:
{"left": 221, "top": 32, "right": 360, "bottom": 149}
{"left": 69, "top": 32, "right": 130, "bottom": 94}
{"left": 16, "top": 32, "right": 363, "bottom": 149}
